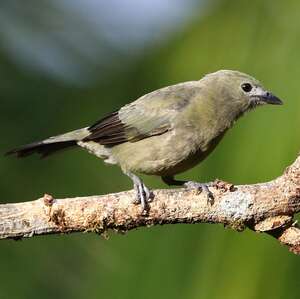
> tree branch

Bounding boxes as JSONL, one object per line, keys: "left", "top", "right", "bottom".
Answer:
{"left": 1, "top": 154, "right": 300, "bottom": 255}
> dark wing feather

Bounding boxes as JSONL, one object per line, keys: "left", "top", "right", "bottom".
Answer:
{"left": 83, "top": 109, "right": 170, "bottom": 146}
{"left": 83, "top": 112, "right": 129, "bottom": 145}
{"left": 84, "top": 81, "right": 199, "bottom": 146}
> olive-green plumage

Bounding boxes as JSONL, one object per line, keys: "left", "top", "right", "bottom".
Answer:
{"left": 7, "top": 70, "right": 283, "bottom": 210}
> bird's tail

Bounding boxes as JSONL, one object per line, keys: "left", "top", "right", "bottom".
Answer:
{"left": 6, "top": 128, "right": 89, "bottom": 158}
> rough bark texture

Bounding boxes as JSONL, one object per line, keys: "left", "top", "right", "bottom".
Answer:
{"left": 1, "top": 154, "right": 300, "bottom": 255}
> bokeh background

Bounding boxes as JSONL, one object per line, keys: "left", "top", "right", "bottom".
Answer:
{"left": 1, "top": 0, "right": 300, "bottom": 298}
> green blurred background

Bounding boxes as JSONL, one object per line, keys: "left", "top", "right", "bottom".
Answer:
{"left": 1, "top": 0, "right": 300, "bottom": 298}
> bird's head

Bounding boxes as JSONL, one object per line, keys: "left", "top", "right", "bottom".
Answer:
{"left": 202, "top": 70, "right": 283, "bottom": 120}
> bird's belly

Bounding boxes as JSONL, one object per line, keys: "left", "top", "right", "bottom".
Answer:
{"left": 111, "top": 129, "right": 224, "bottom": 176}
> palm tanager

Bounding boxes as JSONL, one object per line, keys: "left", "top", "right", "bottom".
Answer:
{"left": 7, "top": 70, "right": 283, "bottom": 211}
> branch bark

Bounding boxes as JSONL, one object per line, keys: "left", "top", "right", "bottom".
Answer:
{"left": 1, "top": 154, "right": 300, "bottom": 255}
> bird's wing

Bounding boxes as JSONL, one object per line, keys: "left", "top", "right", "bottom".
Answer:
{"left": 83, "top": 81, "right": 200, "bottom": 146}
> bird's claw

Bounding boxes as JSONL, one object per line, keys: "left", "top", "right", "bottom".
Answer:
{"left": 183, "top": 181, "right": 214, "bottom": 205}
{"left": 133, "top": 181, "right": 153, "bottom": 214}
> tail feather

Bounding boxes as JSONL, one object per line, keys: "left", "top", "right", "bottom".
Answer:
{"left": 6, "top": 128, "right": 89, "bottom": 158}
{"left": 6, "top": 140, "right": 77, "bottom": 158}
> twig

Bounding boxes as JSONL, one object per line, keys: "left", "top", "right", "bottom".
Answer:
{"left": 1, "top": 154, "right": 300, "bottom": 255}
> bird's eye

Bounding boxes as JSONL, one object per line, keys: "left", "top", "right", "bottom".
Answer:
{"left": 241, "top": 83, "right": 252, "bottom": 93}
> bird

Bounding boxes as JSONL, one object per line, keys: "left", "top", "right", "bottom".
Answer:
{"left": 6, "top": 70, "right": 283, "bottom": 212}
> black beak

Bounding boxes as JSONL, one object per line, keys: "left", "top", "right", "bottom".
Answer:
{"left": 260, "top": 92, "right": 283, "bottom": 105}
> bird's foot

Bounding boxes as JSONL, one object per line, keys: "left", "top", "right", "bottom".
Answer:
{"left": 133, "top": 180, "right": 153, "bottom": 214}
{"left": 183, "top": 181, "right": 214, "bottom": 205}
{"left": 123, "top": 170, "right": 154, "bottom": 214}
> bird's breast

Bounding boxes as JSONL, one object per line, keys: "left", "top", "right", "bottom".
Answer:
{"left": 111, "top": 124, "right": 226, "bottom": 176}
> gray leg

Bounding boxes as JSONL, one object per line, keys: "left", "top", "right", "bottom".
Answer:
{"left": 162, "top": 176, "right": 214, "bottom": 204}
{"left": 124, "top": 170, "right": 152, "bottom": 212}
